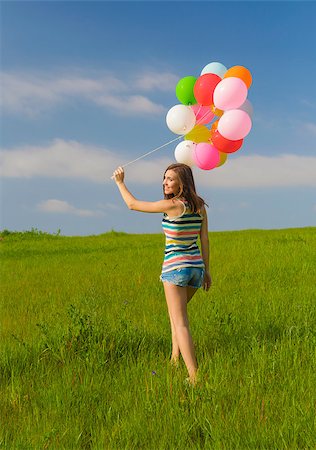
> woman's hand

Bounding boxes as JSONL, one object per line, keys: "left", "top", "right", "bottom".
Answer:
{"left": 112, "top": 166, "right": 125, "bottom": 184}
{"left": 203, "top": 270, "right": 212, "bottom": 291}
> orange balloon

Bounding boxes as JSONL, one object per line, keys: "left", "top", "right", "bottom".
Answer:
{"left": 209, "top": 120, "right": 219, "bottom": 139}
{"left": 211, "top": 105, "right": 224, "bottom": 117}
{"left": 211, "top": 120, "right": 219, "bottom": 130}
{"left": 224, "top": 65, "right": 252, "bottom": 88}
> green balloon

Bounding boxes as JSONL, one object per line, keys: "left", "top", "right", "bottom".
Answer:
{"left": 176, "top": 76, "right": 197, "bottom": 105}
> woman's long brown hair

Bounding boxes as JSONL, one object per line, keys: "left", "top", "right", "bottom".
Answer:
{"left": 163, "top": 163, "right": 209, "bottom": 214}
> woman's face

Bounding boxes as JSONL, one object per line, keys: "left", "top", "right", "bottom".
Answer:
{"left": 163, "top": 170, "right": 181, "bottom": 196}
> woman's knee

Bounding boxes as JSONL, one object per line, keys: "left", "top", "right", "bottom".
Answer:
{"left": 174, "top": 319, "right": 189, "bottom": 330}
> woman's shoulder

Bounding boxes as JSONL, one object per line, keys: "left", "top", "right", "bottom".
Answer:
{"left": 199, "top": 205, "right": 206, "bottom": 219}
{"left": 180, "top": 198, "right": 205, "bottom": 216}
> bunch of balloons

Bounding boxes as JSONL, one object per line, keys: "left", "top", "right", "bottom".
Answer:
{"left": 166, "top": 62, "right": 253, "bottom": 170}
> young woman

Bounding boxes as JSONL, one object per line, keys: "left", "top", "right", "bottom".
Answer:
{"left": 112, "top": 163, "right": 212, "bottom": 386}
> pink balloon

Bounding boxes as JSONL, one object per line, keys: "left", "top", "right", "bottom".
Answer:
{"left": 190, "top": 105, "right": 215, "bottom": 125}
{"left": 213, "top": 77, "right": 248, "bottom": 111}
{"left": 193, "top": 143, "right": 220, "bottom": 170}
{"left": 218, "top": 109, "right": 252, "bottom": 140}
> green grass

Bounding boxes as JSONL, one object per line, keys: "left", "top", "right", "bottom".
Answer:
{"left": 1, "top": 227, "right": 315, "bottom": 449}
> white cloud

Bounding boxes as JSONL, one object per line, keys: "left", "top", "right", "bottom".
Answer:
{"left": 197, "top": 154, "right": 316, "bottom": 188}
{"left": 134, "top": 72, "right": 179, "bottom": 91}
{"left": 37, "top": 199, "right": 104, "bottom": 217}
{"left": 94, "top": 94, "right": 164, "bottom": 115}
{"left": 1, "top": 73, "right": 62, "bottom": 117}
{"left": 97, "top": 202, "right": 121, "bottom": 210}
{"left": 0, "top": 139, "right": 120, "bottom": 182}
{"left": 300, "top": 99, "right": 316, "bottom": 108}
{"left": 0, "top": 138, "right": 172, "bottom": 183}
{"left": 304, "top": 122, "right": 316, "bottom": 136}
{"left": 1, "top": 139, "right": 316, "bottom": 188}
{"left": 0, "top": 69, "right": 172, "bottom": 117}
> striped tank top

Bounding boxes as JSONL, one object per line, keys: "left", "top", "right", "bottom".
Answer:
{"left": 161, "top": 199, "right": 205, "bottom": 274}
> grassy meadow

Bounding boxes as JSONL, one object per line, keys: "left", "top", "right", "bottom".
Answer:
{"left": 1, "top": 227, "right": 316, "bottom": 449}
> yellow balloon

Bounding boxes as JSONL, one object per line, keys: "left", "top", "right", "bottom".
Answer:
{"left": 211, "top": 105, "right": 224, "bottom": 117}
{"left": 216, "top": 151, "right": 228, "bottom": 168}
{"left": 185, "top": 125, "right": 211, "bottom": 143}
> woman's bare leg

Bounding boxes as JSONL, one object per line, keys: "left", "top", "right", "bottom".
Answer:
{"left": 167, "top": 285, "right": 199, "bottom": 363}
{"left": 163, "top": 282, "right": 198, "bottom": 383}
{"left": 169, "top": 315, "right": 180, "bottom": 364}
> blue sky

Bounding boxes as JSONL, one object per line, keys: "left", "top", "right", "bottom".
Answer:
{"left": 1, "top": 1, "right": 316, "bottom": 235}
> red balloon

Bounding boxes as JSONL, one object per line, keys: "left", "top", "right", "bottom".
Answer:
{"left": 193, "top": 73, "right": 221, "bottom": 106}
{"left": 212, "top": 130, "right": 243, "bottom": 153}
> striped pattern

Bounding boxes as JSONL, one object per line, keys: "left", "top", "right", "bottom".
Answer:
{"left": 161, "top": 200, "right": 205, "bottom": 274}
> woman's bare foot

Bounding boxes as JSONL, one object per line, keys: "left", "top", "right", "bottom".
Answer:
{"left": 170, "top": 356, "right": 180, "bottom": 368}
{"left": 184, "top": 376, "right": 198, "bottom": 387}
{"left": 185, "top": 369, "right": 199, "bottom": 386}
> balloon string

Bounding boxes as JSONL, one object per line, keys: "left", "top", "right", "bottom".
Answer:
{"left": 121, "top": 135, "right": 183, "bottom": 168}
{"left": 196, "top": 105, "right": 213, "bottom": 126}
{"left": 195, "top": 104, "right": 202, "bottom": 120}
{"left": 110, "top": 106, "right": 215, "bottom": 179}
{"left": 110, "top": 135, "right": 182, "bottom": 178}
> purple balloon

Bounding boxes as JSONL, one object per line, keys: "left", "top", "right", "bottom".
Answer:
{"left": 213, "top": 77, "right": 248, "bottom": 111}
{"left": 218, "top": 109, "right": 252, "bottom": 140}
{"left": 193, "top": 143, "right": 220, "bottom": 170}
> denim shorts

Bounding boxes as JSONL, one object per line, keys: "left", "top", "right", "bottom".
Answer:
{"left": 159, "top": 267, "right": 205, "bottom": 288}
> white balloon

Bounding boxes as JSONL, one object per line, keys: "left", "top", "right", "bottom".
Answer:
{"left": 174, "top": 140, "right": 196, "bottom": 167}
{"left": 201, "top": 62, "right": 227, "bottom": 78}
{"left": 238, "top": 99, "right": 253, "bottom": 117}
{"left": 166, "top": 105, "right": 196, "bottom": 135}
